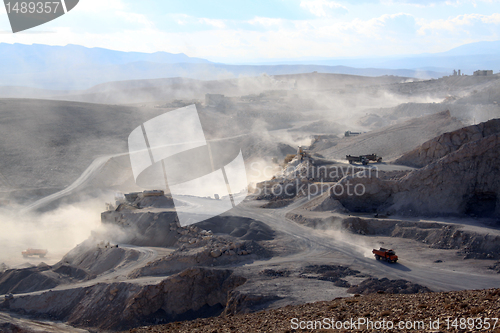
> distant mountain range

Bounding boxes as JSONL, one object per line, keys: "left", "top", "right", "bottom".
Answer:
{"left": 242, "top": 40, "right": 500, "bottom": 74}
{"left": 0, "top": 40, "right": 498, "bottom": 90}
{"left": 0, "top": 43, "right": 209, "bottom": 72}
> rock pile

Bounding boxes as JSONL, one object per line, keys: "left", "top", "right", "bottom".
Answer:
{"left": 347, "top": 277, "right": 431, "bottom": 295}
{"left": 129, "top": 235, "right": 269, "bottom": 278}
{"left": 255, "top": 156, "right": 361, "bottom": 202}
{"left": 207, "top": 239, "right": 252, "bottom": 258}
{"left": 170, "top": 223, "right": 214, "bottom": 246}
{"left": 488, "top": 262, "right": 500, "bottom": 273}
{"left": 61, "top": 239, "right": 141, "bottom": 276}
{"left": 102, "top": 197, "right": 275, "bottom": 247}
{"left": 0, "top": 264, "right": 59, "bottom": 295}
{"left": 299, "top": 265, "right": 360, "bottom": 288}
{"left": 300, "top": 191, "right": 348, "bottom": 213}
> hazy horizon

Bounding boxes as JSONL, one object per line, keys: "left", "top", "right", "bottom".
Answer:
{"left": 1, "top": 0, "right": 499, "bottom": 62}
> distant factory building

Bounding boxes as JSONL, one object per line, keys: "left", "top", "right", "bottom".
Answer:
{"left": 473, "top": 70, "right": 493, "bottom": 76}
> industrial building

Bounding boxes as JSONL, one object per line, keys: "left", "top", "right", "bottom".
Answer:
{"left": 474, "top": 70, "right": 494, "bottom": 76}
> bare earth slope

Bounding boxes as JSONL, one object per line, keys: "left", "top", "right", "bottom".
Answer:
{"left": 0, "top": 99, "right": 167, "bottom": 192}
{"left": 50, "top": 73, "right": 410, "bottom": 104}
{"left": 312, "top": 111, "right": 463, "bottom": 161}
{"left": 335, "top": 129, "right": 500, "bottom": 217}
{"left": 1, "top": 268, "right": 245, "bottom": 331}
{"left": 395, "top": 118, "right": 500, "bottom": 167}
{"left": 389, "top": 133, "right": 500, "bottom": 217}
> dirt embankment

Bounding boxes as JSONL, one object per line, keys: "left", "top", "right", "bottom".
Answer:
{"left": 285, "top": 208, "right": 500, "bottom": 260}
{"left": 0, "top": 241, "right": 138, "bottom": 295}
{"left": 1, "top": 268, "right": 245, "bottom": 331}
{"left": 311, "top": 110, "right": 463, "bottom": 161}
{"left": 388, "top": 133, "right": 500, "bottom": 217}
{"left": 0, "top": 311, "right": 90, "bottom": 333}
{"left": 362, "top": 102, "right": 499, "bottom": 128}
{"left": 0, "top": 263, "right": 88, "bottom": 296}
{"left": 223, "top": 264, "right": 430, "bottom": 317}
{"left": 128, "top": 235, "right": 271, "bottom": 278}
{"left": 342, "top": 217, "right": 500, "bottom": 259}
{"left": 102, "top": 196, "right": 276, "bottom": 247}
{"left": 127, "top": 288, "right": 500, "bottom": 333}
{"left": 395, "top": 118, "right": 500, "bottom": 168}
{"left": 332, "top": 128, "right": 500, "bottom": 218}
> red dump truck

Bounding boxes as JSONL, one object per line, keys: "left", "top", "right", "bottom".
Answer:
{"left": 22, "top": 248, "right": 48, "bottom": 258}
{"left": 372, "top": 248, "right": 398, "bottom": 263}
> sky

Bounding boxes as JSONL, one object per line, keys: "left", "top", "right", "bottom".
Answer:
{"left": 0, "top": 0, "right": 499, "bottom": 62}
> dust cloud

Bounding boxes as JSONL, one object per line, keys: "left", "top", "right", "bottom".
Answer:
{"left": 313, "top": 221, "right": 376, "bottom": 259}
{"left": 0, "top": 196, "right": 111, "bottom": 268}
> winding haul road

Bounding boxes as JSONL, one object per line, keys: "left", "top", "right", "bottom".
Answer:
{"left": 6, "top": 134, "right": 500, "bottom": 331}
{"left": 0, "top": 245, "right": 159, "bottom": 302}
{"left": 232, "top": 199, "right": 500, "bottom": 292}
{"left": 17, "top": 146, "right": 500, "bottom": 294}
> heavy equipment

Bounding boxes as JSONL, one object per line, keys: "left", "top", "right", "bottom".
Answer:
{"left": 372, "top": 248, "right": 398, "bottom": 263}
{"left": 346, "top": 154, "right": 382, "bottom": 165}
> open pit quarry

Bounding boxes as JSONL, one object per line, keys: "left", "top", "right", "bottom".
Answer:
{"left": 0, "top": 72, "right": 500, "bottom": 332}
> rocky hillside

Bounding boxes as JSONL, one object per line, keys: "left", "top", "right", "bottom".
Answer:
{"left": 388, "top": 133, "right": 500, "bottom": 217}
{"left": 362, "top": 102, "right": 499, "bottom": 128}
{"left": 334, "top": 123, "right": 500, "bottom": 218}
{"left": 1, "top": 268, "right": 245, "bottom": 331}
{"left": 311, "top": 110, "right": 463, "bottom": 161}
{"left": 101, "top": 194, "right": 275, "bottom": 248}
{"left": 127, "top": 288, "right": 500, "bottom": 333}
{"left": 0, "top": 240, "right": 142, "bottom": 295}
{"left": 395, "top": 118, "right": 500, "bottom": 168}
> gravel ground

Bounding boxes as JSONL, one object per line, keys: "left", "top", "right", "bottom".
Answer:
{"left": 127, "top": 288, "right": 500, "bottom": 333}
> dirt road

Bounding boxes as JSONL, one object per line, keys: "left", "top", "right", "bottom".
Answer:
{"left": 231, "top": 199, "right": 500, "bottom": 292}
{"left": 0, "top": 311, "right": 90, "bottom": 333}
